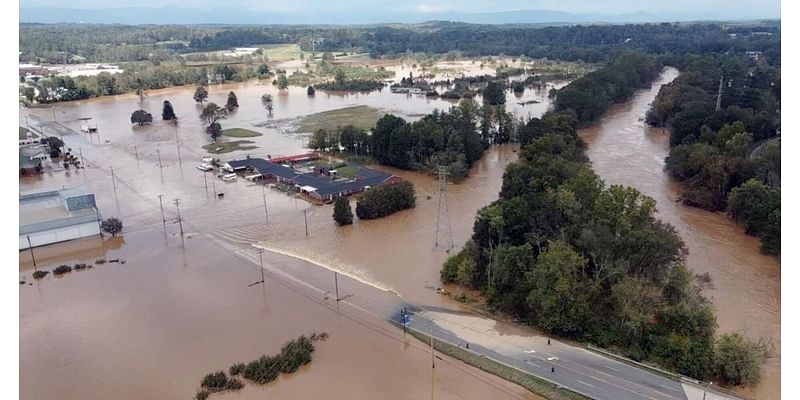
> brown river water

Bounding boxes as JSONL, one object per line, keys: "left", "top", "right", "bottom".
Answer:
{"left": 20, "top": 64, "right": 778, "bottom": 399}
{"left": 580, "top": 67, "right": 780, "bottom": 399}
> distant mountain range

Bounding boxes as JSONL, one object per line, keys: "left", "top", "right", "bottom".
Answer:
{"left": 19, "top": 6, "right": 779, "bottom": 25}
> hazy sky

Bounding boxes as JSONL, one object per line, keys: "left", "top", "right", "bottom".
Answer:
{"left": 19, "top": 0, "right": 781, "bottom": 17}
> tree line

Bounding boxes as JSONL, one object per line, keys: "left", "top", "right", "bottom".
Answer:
{"left": 20, "top": 22, "right": 779, "bottom": 65}
{"left": 309, "top": 98, "right": 519, "bottom": 178}
{"left": 646, "top": 53, "right": 780, "bottom": 255}
{"left": 441, "top": 56, "right": 769, "bottom": 386}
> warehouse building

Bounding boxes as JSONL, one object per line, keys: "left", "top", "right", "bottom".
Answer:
{"left": 19, "top": 189, "right": 101, "bottom": 250}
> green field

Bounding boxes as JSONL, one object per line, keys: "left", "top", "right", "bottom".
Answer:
{"left": 222, "top": 128, "right": 263, "bottom": 138}
{"left": 334, "top": 165, "right": 358, "bottom": 178}
{"left": 202, "top": 140, "right": 258, "bottom": 154}
{"left": 296, "top": 105, "right": 385, "bottom": 133}
{"left": 261, "top": 44, "right": 307, "bottom": 61}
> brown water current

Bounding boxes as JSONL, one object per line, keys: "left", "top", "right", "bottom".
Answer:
{"left": 579, "top": 67, "right": 780, "bottom": 399}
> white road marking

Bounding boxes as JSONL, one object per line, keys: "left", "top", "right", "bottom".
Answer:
{"left": 524, "top": 350, "right": 536, "bottom": 354}
{"left": 525, "top": 360, "right": 542, "bottom": 368}
{"left": 603, "top": 364, "right": 620, "bottom": 372}
{"left": 660, "top": 384, "right": 681, "bottom": 392}
{"left": 577, "top": 380, "right": 595, "bottom": 388}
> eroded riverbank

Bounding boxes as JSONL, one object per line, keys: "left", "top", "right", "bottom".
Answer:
{"left": 579, "top": 67, "right": 780, "bottom": 399}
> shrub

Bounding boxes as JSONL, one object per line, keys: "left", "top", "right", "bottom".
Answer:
{"left": 53, "top": 265, "right": 72, "bottom": 275}
{"left": 101, "top": 218, "right": 123, "bottom": 237}
{"left": 713, "top": 333, "right": 767, "bottom": 386}
{"left": 229, "top": 362, "right": 245, "bottom": 376}
{"left": 278, "top": 336, "right": 314, "bottom": 373}
{"left": 333, "top": 197, "right": 354, "bottom": 226}
{"left": 195, "top": 390, "right": 209, "bottom": 400}
{"left": 243, "top": 355, "right": 281, "bottom": 384}
{"left": 355, "top": 182, "right": 415, "bottom": 220}
{"left": 201, "top": 371, "right": 228, "bottom": 391}
{"left": 225, "top": 377, "right": 244, "bottom": 390}
{"left": 32, "top": 270, "right": 49, "bottom": 279}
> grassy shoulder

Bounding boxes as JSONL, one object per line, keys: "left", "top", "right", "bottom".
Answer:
{"left": 222, "top": 128, "right": 263, "bottom": 138}
{"left": 296, "top": 105, "right": 385, "bottom": 133}
{"left": 202, "top": 140, "right": 258, "bottom": 154}
{"left": 406, "top": 329, "right": 588, "bottom": 400}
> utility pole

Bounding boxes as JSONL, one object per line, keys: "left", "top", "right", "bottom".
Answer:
{"left": 212, "top": 179, "right": 217, "bottom": 199}
{"left": 433, "top": 166, "right": 453, "bottom": 250}
{"left": 268, "top": 186, "right": 269, "bottom": 225}
{"left": 157, "top": 195, "right": 166, "bottom": 224}
{"left": 110, "top": 166, "right": 117, "bottom": 196}
{"left": 174, "top": 198, "right": 185, "bottom": 246}
{"left": 258, "top": 248, "right": 265, "bottom": 284}
{"left": 79, "top": 148, "right": 84, "bottom": 169}
{"left": 134, "top": 146, "right": 139, "bottom": 164}
{"left": 203, "top": 171, "right": 208, "bottom": 192}
{"left": 715, "top": 75, "right": 723, "bottom": 112}
{"left": 174, "top": 124, "right": 182, "bottom": 166}
{"left": 430, "top": 319, "right": 435, "bottom": 369}
{"left": 157, "top": 148, "right": 163, "bottom": 170}
{"left": 26, "top": 235, "right": 37, "bottom": 270}
{"left": 334, "top": 271, "right": 339, "bottom": 301}
{"left": 303, "top": 209, "right": 309, "bottom": 236}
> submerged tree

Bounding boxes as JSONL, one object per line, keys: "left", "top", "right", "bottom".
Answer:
{"left": 333, "top": 197, "right": 354, "bottom": 226}
{"left": 101, "top": 217, "right": 123, "bottom": 237}
{"left": 226, "top": 91, "right": 239, "bottom": 111}
{"left": 162, "top": 100, "right": 176, "bottom": 120}
{"left": 130, "top": 109, "right": 153, "bottom": 126}
{"left": 200, "top": 103, "right": 227, "bottom": 142}
{"left": 193, "top": 85, "right": 209, "bottom": 104}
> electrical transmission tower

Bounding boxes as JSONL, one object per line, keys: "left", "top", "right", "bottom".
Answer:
{"left": 715, "top": 75, "right": 723, "bottom": 112}
{"left": 433, "top": 166, "right": 454, "bottom": 251}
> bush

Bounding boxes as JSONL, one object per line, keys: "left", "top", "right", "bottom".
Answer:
{"left": 101, "top": 218, "right": 123, "bottom": 237}
{"left": 195, "top": 390, "right": 209, "bottom": 400}
{"left": 53, "top": 265, "right": 72, "bottom": 275}
{"left": 333, "top": 197, "right": 354, "bottom": 226}
{"left": 130, "top": 109, "right": 153, "bottom": 126}
{"left": 713, "top": 333, "right": 767, "bottom": 386}
{"left": 355, "top": 182, "right": 415, "bottom": 220}
{"left": 201, "top": 371, "right": 228, "bottom": 391}
{"left": 229, "top": 362, "right": 245, "bottom": 376}
{"left": 32, "top": 270, "right": 49, "bottom": 279}
{"left": 225, "top": 377, "right": 244, "bottom": 390}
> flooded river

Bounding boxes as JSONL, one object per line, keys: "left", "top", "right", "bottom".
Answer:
{"left": 579, "top": 67, "right": 780, "bottom": 399}
{"left": 21, "top": 62, "right": 778, "bottom": 399}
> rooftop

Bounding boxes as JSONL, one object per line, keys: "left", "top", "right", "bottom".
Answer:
{"left": 228, "top": 158, "right": 395, "bottom": 196}
{"left": 20, "top": 189, "right": 99, "bottom": 235}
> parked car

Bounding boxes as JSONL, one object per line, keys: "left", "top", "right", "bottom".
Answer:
{"left": 196, "top": 163, "right": 213, "bottom": 172}
{"left": 220, "top": 173, "right": 237, "bottom": 182}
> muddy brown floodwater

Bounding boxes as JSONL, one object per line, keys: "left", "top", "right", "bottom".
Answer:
{"left": 579, "top": 67, "right": 780, "bottom": 399}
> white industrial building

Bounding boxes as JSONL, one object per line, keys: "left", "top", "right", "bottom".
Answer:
{"left": 19, "top": 189, "right": 101, "bottom": 250}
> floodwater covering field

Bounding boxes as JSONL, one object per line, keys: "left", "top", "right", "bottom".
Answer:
{"left": 20, "top": 59, "right": 553, "bottom": 400}
{"left": 20, "top": 61, "right": 779, "bottom": 399}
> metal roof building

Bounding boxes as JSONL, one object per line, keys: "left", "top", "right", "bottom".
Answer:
{"left": 228, "top": 158, "right": 401, "bottom": 202}
{"left": 19, "top": 188, "right": 101, "bottom": 250}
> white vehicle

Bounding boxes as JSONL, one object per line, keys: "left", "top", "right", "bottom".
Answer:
{"left": 196, "top": 163, "right": 213, "bottom": 172}
{"left": 202, "top": 157, "right": 213, "bottom": 163}
{"left": 220, "top": 173, "right": 237, "bottom": 182}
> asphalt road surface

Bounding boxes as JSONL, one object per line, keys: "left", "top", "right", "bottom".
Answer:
{"left": 392, "top": 309, "right": 694, "bottom": 400}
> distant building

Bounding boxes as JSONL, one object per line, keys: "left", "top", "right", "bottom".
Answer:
{"left": 228, "top": 156, "right": 402, "bottom": 202}
{"left": 19, "top": 189, "right": 101, "bottom": 249}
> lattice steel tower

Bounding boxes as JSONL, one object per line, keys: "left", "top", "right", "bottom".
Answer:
{"left": 434, "top": 166, "right": 454, "bottom": 250}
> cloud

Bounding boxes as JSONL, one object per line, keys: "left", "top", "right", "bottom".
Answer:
{"left": 415, "top": 3, "right": 447, "bottom": 13}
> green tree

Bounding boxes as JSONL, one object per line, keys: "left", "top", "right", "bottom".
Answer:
{"left": 42, "top": 136, "right": 64, "bottom": 157}
{"left": 193, "top": 85, "right": 208, "bottom": 104}
{"left": 333, "top": 197, "right": 354, "bottom": 226}
{"left": 277, "top": 74, "right": 289, "bottom": 90}
{"left": 130, "top": 109, "right": 153, "bottom": 126}
{"left": 307, "top": 85, "right": 316, "bottom": 96}
{"left": 526, "top": 241, "right": 590, "bottom": 336}
{"left": 200, "top": 103, "right": 226, "bottom": 142}
{"left": 100, "top": 217, "right": 123, "bottom": 236}
{"left": 713, "top": 333, "right": 767, "bottom": 386}
{"left": 226, "top": 91, "right": 239, "bottom": 111}
{"left": 162, "top": 100, "right": 176, "bottom": 120}
{"left": 482, "top": 80, "right": 506, "bottom": 105}
{"left": 207, "top": 123, "right": 223, "bottom": 142}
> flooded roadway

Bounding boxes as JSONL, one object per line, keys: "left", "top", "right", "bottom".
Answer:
{"left": 579, "top": 67, "right": 780, "bottom": 399}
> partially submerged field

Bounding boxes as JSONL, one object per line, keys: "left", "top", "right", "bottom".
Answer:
{"left": 296, "top": 105, "right": 385, "bottom": 133}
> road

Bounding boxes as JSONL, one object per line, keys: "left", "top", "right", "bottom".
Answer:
{"left": 391, "top": 308, "right": 723, "bottom": 400}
